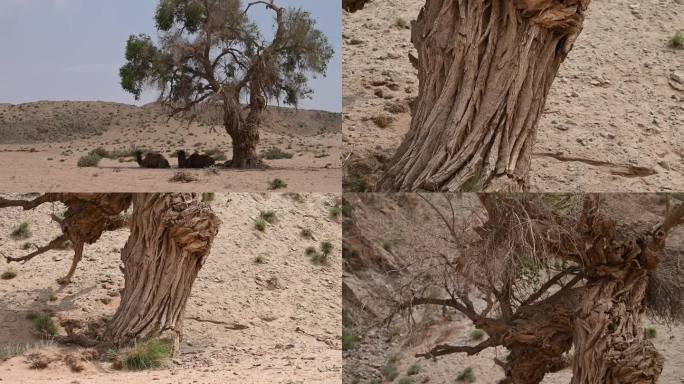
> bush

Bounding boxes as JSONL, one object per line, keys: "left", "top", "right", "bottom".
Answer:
{"left": 254, "top": 254, "right": 267, "bottom": 264}
{"left": 671, "top": 30, "right": 684, "bottom": 48}
{"left": 470, "top": 329, "right": 485, "bottom": 341}
{"left": 33, "top": 314, "right": 57, "bottom": 338}
{"left": 342, "top": 327, "right": 357, "bottom": 351}
{"left": 381, "top": 355, "right": 399, "bottom": 381}
{"left": 11, "top": 222, "right": 31, "bottom": 239}
{"left": 644, "top": 327, "right": 657, "bottom": 339}
{"left": 320, "top": 241, "right": 334, "bottom": 257}
{"left": 254, "top": 217, "right": 267, "bottom": 232}
{"left": 123, "top": 339, "right": 172, "bottom": 370}
{"left": 457, "top": 367, "right": 475, "bottom": 383}
{"left": 330, "top": 206, "right": 342, "bottom": 221}
{"left": 268, "top": 179, "right": 288, "bottom": 190}
{"left": 407, "top": 362, "right": 421, "bottom": 376}
{"left": 262, "top": 147, "right": 294, "bottom": 160}
{"left": 260, "top": 210, "right": 277, "bottom": 224}
{"left": 77, "top": 153, "right": 102, "bottom": 168}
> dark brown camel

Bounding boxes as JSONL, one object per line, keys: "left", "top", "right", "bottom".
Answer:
{"left": 343, "top": 0, "right": 370, "bottom": 12}
{"left": 177, "top": 150, "right": 216, "bottom": 169}
{"left": 134, "top": 150, "right": 170, "bottom": 169}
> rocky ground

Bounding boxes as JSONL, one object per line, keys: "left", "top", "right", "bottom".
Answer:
{"left": 0, "top": 193, "right": 342, "bottom": 383}
{"left": 342, "top": 0, "right": 684, "bottom": 192}
{"left": 0, "top": 102, "right": 342, "bottom": 192}
{"left": 342, "top": 193, "right": 684, "bottom": 384}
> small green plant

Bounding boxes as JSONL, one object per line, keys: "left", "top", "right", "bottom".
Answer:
{"left": 77, "top": 153, "right": 102, "bottom": 167}
{"left": 381, "top": 354, "right": 399, "bottom": 381}
{"left": 11, "top": 222, "right": 31, "bottom": 239}
{"left": 457, "top": 367, "right": 475, "bottom": 383}
{"left": 670, "top": 30, "right": 684, "bottom": 48}
{"left": 0, "top": 344, "right": 30, "bottom": 361}
{"left": 644, "top": 327, "right": 657, "bottom": 339}
{"left": 262, "top": 147, "right": 294, "bottom": 160}
{"left": 1, "top": 268, "right": 17, "bottom": 280}
{"left": 300, "top": 228, "right": 313, "bottom": 239}
{"left": 123, "top": 339, "right": 172, "bottom": 371}
{"left": 320, "top": 241, "right": 334, "bottom": 257}
{"left": 202, "top": 192, "right": 215, "bottom": 202}
{"left": 254, "top": 254, "right": 268, "bottom": 264}
{"left": 268, "top": 178, "right": 288, "bottom": 190}
{"left": 330, "top": 205, "right": 342, "bottom": 221}
{"left": 33, "top": 314, "right": 57, "bottom": 338}
{"left": 254, "top": 217, "right": 267, "bottom": 232}
{"left": 470, "top": 329, "right": 485, "bottom": 341}
{"left": 48, "top": 294, "right": 58, "bottom": 302}
{"left": 382, "top": 240, "right": 393, "bottom": 252}
{"left": 342, "top": 327, "right": 358, "bottom": 351}
{"left": 310, "top": 241, "right": 333, "bottom": 265}
{"left": 407, "top": 362, "right": 421, "bottom": 376}
{"left": 260, "top": 210, "right": 277, "bottom": 224}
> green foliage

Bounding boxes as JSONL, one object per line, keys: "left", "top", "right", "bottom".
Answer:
{"left": 470, "top": 329, "right": 485, "bottom": 341}
{"left": 644, "top": 327, "right": 657, "bottom": 339}
{"left": 254, "top": 217, "right": 267, "bottom": 232}
{"left": 329, "top": 205, "right": 342, "bottom": 221}
{"left": 457, "top": 367, "right": 475, "bottom": 382}
{"left": 123, "top": 339, "right": 172, "bottom": 370}
{"left": 122, "top": 0, "right": 333, "bottom": 110}
{"left": 381, "top": 354, "right": 399, "bottom": 381}
{"left": 77, "top": 153, "right": 102, "bottom": 168}
{"left": 259, "top": 210, "right": 277, "bottom": 224}
{"left": 269, "top": 179, "right": 288, "bottom": 190}
{"left": 33, "top": 314, "right": 57, "bottom": 338}
{"left": 320, "top": 241, "right": 334, "bottom": 257}
{"left": 202, "top": 192, "right": 215, "bottom": 202}
{"left": 11, "top": 222, "right": 31, "bottom": 239}
{"left": 342, "top": 327, "right": 357, "bottom": 351}
{"left": 671, "top": 30, "right": 684, "bottom": 48}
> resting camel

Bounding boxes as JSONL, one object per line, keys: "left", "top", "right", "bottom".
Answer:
{"left": 177, "top": 150, "right": 216, "bottom": 169}
{"left": 343, "top": 0, "right": 370, "bottom": 12}
{"left": 134, "top": 150, "right": 170, "bottom": 169}
{"left": 1, "top": 194, "right": 131, "bottom": 285}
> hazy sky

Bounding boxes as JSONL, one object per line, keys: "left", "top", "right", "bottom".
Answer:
{"left": 0, "top": 0, "right": 341, "bottom": 112}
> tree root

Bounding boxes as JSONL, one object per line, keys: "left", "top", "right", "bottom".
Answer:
{"left": 535, "top": 152, "right": 657, "bottom": 177}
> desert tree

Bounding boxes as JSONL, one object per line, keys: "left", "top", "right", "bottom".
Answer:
{"left": 343, "top": 193, "right": 684, "bottom": 383}
{"left": 120, "top": 0, "right": 334, "bottom": 168}
{"left": 0, "top": 193, "right": 220, "bottom": 350}
{"left": 346, "top": 0, "right": 592, "bottom": 191}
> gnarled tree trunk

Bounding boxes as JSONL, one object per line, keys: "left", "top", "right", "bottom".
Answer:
{"left": 378, "top": 0, "right": 590, "bottom": 192}
{"left": 104, "top": 193, "right": 221, "bottom": 349}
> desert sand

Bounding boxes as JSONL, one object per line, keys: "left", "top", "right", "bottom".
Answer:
{"left": 0, "top": 193, "right": 342, "bottom": 383}
{"left": 0, "top": 102, "right": 342, "bottom": 193}
{"left": 342, "top": 0, "right": 683, "bottom": 192}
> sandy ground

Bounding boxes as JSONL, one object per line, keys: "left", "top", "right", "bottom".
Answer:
{"left": 0, "top": 193, "right": 342, "bottom": 383}
{"left": 342, "top": 193, "right": 684, "bottom": 384}
{"left": 342, "top": 0, "right": 684, "bottom": 192}
{"left": 0, "top": 102, "right": 342, "bottom": 193}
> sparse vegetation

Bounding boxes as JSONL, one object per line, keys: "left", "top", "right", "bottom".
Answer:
{"left": 457, "top": 367, "right": 475, "bottom": 383}
{"left": 300, "top": 228, "right": 313, "bottom": 239}
{"left": 342, "top": 327, "right": 358, "bottom": 351}
{"left": 670, "top": 30, "right": 684, "bottom": 48}
{"left": 268, "top": 179, "right": 288, "bottom": 190}
{"left": 123, "top": 339, "right": 172, "bottom": 371}
{"left": 372, "top": 114, "right": 393, "bottom": 128}
{"left": 309, "top": 241, "right": 334, "bottom": 265}
{"left": 330, "top": 205, "right": 343, "bottom": 221}
{"left": 407, "top": 362, "right": 421, "bottom": 376}
{"left": 254, "top": 254, "right": 268, "bottom": 264}
{"left": 394, "top": 17, "right": 409, "bottom": 29}
{"left": 33, "top": 314, "right": 58, "bottom": 338}
{"left": 1, "top": 268, "right": 17, "bottom": 280}
{"left": 254, "top": 217, "right": 267, "bottom": 232}
{"left": 382, "top": 239, "right": 393, "bottom": 252}
{"left": 305, "top": 246, "right": 318, "bottom": 256}
{"left": 644, "top": 327, "right": 657, "bottom": 339}
{"left": 202, "top": 192, "right": 215, "bottom": 202}
{"left": 77, "top": 153, "right": 102, "bottom": 168}
{"left": 381, "top": 354, "right": 399, "bottom": 381}
{"left": 262, "top": 147, "right": 294, "bottom": 160}
{"left": 0, "top": 344, "right": 30, "bottom": 361}
{"left": 470, "top": 329, "right": 485, "bottom": 341}
{"left": 11, "top": 221, "right": 31, "bottom": 239}
{"left": 260, "top": 210, "right": 277, "bottom": 224}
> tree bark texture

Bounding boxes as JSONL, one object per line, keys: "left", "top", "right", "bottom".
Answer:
{"left": 378, "top": 0, "right": 590, "bottom": 192}
{"left": 104, "top": 193, "right": 221, "bottom": 349}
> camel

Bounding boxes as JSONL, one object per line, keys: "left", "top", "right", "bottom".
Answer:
{"left": 134, "top": 150, "right": 170, "bottom": 169}
{"left": 177, "top": 150, "right": 216, "bottom": 169}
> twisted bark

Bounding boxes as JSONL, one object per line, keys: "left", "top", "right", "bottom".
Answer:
{"left": 104, "top": 194, "right": 221, "bottom": 349}
{"left": 378, "top": 0, "right": 590, "bottom": 191}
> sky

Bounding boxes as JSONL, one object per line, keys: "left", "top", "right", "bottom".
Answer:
{"left": 0, "top": 0, "right": 341, "bottom": 112}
